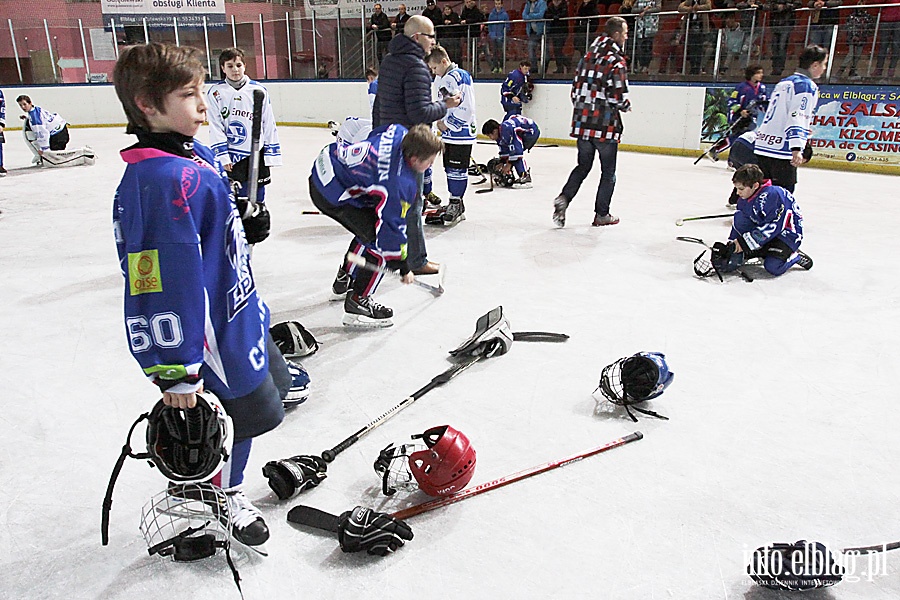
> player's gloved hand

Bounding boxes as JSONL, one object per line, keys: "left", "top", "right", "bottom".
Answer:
{"left": 386, "top": 259, "right": 410, "bottom": 276}
{"left": 241, "top": 203, "right": 271, "bottom": 244}
{"left": 711, "top": 241, "right": 743, "bottom": 273}
{"left": 337, "top": 506, "right": 414, "bottom": 556}
{"left": 802, "top": 140, "right": 813, "bottom": 163}
{"left": 262, "top": 455, "right": 328, "bottom": 500}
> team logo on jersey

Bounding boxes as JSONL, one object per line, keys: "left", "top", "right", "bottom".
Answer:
{"left": 224, "top": 209, "right": 256, "bottom": 321}
{"left": 227, "top": 122, "right": 248, "bottom": 147}
{"left": 128, "top": 249, "right": 163, "bottom": 296}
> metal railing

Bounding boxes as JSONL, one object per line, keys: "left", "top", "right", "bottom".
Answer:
{"left": 1, "top": 3, "right": 898, "bottom": 85}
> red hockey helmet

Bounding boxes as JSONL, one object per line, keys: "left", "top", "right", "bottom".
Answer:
{"left": 409, "top": 425, "right": 476, "bottom": 497}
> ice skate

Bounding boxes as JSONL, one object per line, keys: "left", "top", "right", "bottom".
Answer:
{"left": 225, "top": 487, "right": 270, "bottom": 547}
{"left": 513, "top": 170, "right": 532, "bottom": 188}
{"left": 795, "top": 251, "right": 813, "bottom": 270}
{"left": 552, "top": 195, "right": 569, "bottom": 228}
{"left": 343, "top": 293, "right": 393, "bottom": 328}
{"left": 441, "top": 197, "right": 465, "bottom": 225}
{"left": 331, "top": 267, "right": 351, "bottom": 300}
{"left": 284, "top": 360, "right": 311, "bottom": 409}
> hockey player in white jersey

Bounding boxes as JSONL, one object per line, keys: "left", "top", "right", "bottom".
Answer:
{"left": 425, "top": 45, "right": 476, "bottom": 225}
{"left": 17, "top": 95, "right": 94, "bottom": 167}
{"left": 206, "top": 48, "right": 282, "bottom": 243}
{"left": 753, "top": 45, "right": 826, "bottom": 193}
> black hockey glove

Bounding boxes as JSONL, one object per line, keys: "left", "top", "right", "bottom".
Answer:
{"left": 262, "top": 455, "right": 328, "bottom": 500}
{"left": 711, "top": 241, "right": 743, "bottom": 273}
{"left": 748, "top": 540, "right": 843, "bottom": 591}
{"left": 337, "top": 506, "right": 414, "bottom": 556}
{"left": 237, "top": 202, "right": 271, "bottom": 244}
{"left": 802, "top": 140, "right": 813, "bottom": 163}
{"left": 386, "top": 259, "right": 410, "bottom": 276}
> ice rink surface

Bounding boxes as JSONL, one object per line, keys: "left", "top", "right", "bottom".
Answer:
{"left": 1, "top": 125, "right": 899, "bottom": 600}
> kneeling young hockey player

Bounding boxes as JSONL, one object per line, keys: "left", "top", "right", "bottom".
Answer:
{"left": 111, "top": 43, "right": 314, "bottom": 550}
{"left": 481, "top": 115, "right": 540, "bottom": 187}
{"left": 710, "top": 164, "right": 813, "bottom": 277}
{"left": 17, "top": 95, "right": 94, "bottom": 167}
{"left": 309, "top": 123, "right": 443, "bottom": 328}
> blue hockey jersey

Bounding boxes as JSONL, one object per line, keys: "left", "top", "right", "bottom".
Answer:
{"left": 501, "top": 68, "right": 530, "bottom": 106}
{"left": 310, "top": 123, "right": 414, "bottom": 262}
{"left": 113, "top": 139, "right": 270, "bottom": 399}
{"left": 755, "top": 71, "right": 818, "bottom": 160}
{"left": 732, "top": 180, "right": 803, "bottom": 252}
{"left": 496, "top": 115, "right": 539, "bottom": 161}
{"left": 728, "top": 80, "right": 767, "bottom": 126}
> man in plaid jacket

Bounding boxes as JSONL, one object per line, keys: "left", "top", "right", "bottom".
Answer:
{"left": 552, "top": 16, "right": 631, "bottom": 228}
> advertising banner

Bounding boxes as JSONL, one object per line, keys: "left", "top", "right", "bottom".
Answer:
{"left": 305, "top": 0, "right": 427, "bottom": 20}
{"left": 101, "top": 0, "right": 226, "bottom": 28}
{"left": 700, "top": 84, "right": 900, "bottom": 172}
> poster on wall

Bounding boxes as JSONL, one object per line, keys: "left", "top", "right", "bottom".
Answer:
{"left": 101, "top": 0, "right": 226, "bottom": 28}
{"left": 700, "top": 84, "right": 900, "bottom": 170}
{"left": 305, "top": 0, "right": 427, "bottom": 20}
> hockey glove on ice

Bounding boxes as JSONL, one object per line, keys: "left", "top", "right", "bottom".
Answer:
{"left": 262, "top": 455, "right": 328, "bottom": 500}
{"left": 711, "top": 241, "right": 744, "bottom": 273}
{"left": 337, "top": 506, "right": 414, "bottom": 556}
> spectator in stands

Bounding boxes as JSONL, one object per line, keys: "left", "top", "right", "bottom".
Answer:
{"left": 392, "top": 4, "right": 411, "bottom": 36}
{"left": 545, "top": 0, "right": 572, "bottom": 73}
{"left": 678, "top": 0, "right": 712, "bottom": 75}
{"left": 488, "top": 0, "right": 512, "bottom": 73}
{"left": 439, "top": 3, "right": 463, "bottom": 56}
{"left": 764, "top": 0, "right": 798, "bottom": 78}
{"left": 422, "top": 0, "right": 443, "bottom": 28}
{"left": 621, "top": 0, "right": 661, "bottom": 74}
{"left": 839, "top": 0, "right": 873, "bottom": 78}
{"left": 807, "top": 0, "right": 843, "bottom": 49}
{"left": 874, "top": 0, "right": 900, "bottom": 77}
{"left": 523, "top": 0, "right": 548, "bottom": 69}
{"left": 371, "top": 4, "right": 393, "bottom": 62}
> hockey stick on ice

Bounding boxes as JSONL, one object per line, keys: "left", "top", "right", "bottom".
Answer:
{"left": 675, "top": 212, "right": 734, "bottom": 226}
{"left": 676, "top": 236, "right": 753, "bottom": 282}
{"left": 319, "top": 352, "right": 486, "bottom": 462}
{"left": 346, "top": 252, "right": 444, "bottom": 295}
{"left": 288, "top": 432, "right": 643, "bottom": 529}
{"left": 475, "top": 169, "right": 494, "bottom": 194}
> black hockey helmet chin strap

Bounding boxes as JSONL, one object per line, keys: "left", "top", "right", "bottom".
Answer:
{"left": 148, "top": 521, "right": 243, "bottom": 599}
{"left": 101, "top": 411, "right": 152, "bottom": 546}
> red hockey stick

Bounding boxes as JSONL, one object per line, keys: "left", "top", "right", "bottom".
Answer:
{"left": 391, "top": 431, "right": 642, "bottom": 519}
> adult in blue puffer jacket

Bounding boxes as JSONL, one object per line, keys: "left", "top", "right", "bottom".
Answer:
{"left": 373, "top": 15, "right": 460, "bottom": 275}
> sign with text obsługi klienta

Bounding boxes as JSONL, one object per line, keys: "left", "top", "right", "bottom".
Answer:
{"left": 101, "top": 0, "right": 225, "bottom": 28}
{"left": 810, "top": 85, "right": 900, "bottom": 169}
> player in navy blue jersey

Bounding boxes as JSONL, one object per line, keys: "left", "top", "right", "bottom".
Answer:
{"left": 111, "top": 43, "right": 317, "bottom": 550}
{"left": 310, "top": 123, "right": 443, "bottom": 328}
{"left": 481, "top": 115, "right": 540, "bottom": 186}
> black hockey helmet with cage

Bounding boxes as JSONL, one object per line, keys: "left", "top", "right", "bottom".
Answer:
{"left": 597, "top": 352, "right": 674, "bottom": 421}
{"left": 146, "top": 395, "right": 233, "bottom": 483}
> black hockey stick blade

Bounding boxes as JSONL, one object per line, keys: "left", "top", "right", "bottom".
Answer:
{"left": 677, "top": 236, "right": 709, "bottom": 247}
{"left": 287, "top": 505, "right": 341, "bottom": 533}
{"left": 512, "top": 331, "right": 569, "bottom": 343}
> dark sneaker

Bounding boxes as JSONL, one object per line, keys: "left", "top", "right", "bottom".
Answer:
{"left": 343, "top": 293, "right": 393, "bottom": 328}
{"left": 412, "top": 261, "right": 441, "bottom": 276}
{"left": 592, "top": 213, "right": 620, "bottom": 226}
{"left": 331, "top": 267, "right": 351, "bottom": 301}
{"left": 552, "top": 195, "right": 569, "bottom": 228}
{"left": 424, "top": 191, "right": 443, "bottom": 208}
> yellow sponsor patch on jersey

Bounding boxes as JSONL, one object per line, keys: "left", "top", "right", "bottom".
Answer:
{"left": 128, "top": 249, "right": 163, "bottom": 295}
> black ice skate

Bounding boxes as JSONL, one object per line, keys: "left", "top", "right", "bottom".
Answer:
{"left": 343, "top": 293, "right": 394, "bottom": 328}
{"left": 795, "top": 251, "right": 813, "bottom": 270}
{"left": 226, "top": 488, "right": 270, "bottom": 547}
{"left": 442, "top": 197, "right": 465, "bottom": 225}
{"left": 513, "top": 170, "right": 532, "bottom": 188}
{"left": 331, "top": 267, "right": 351, "bottom": 301}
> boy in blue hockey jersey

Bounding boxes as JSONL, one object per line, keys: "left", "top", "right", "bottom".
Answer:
{"left": 482, "top": 115, "right": 540, "bottom": 186}
{"left": 712, "top": 164, "right": 812, "bottom": 276}
{"left": 111, "top": 43, "right": 319, "bottom": 549}
{"left": 310, "top": 123, "right": 443, "bottom": 328}
{"left": 501, "top": 61, "right": 532, "bottom": 120}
